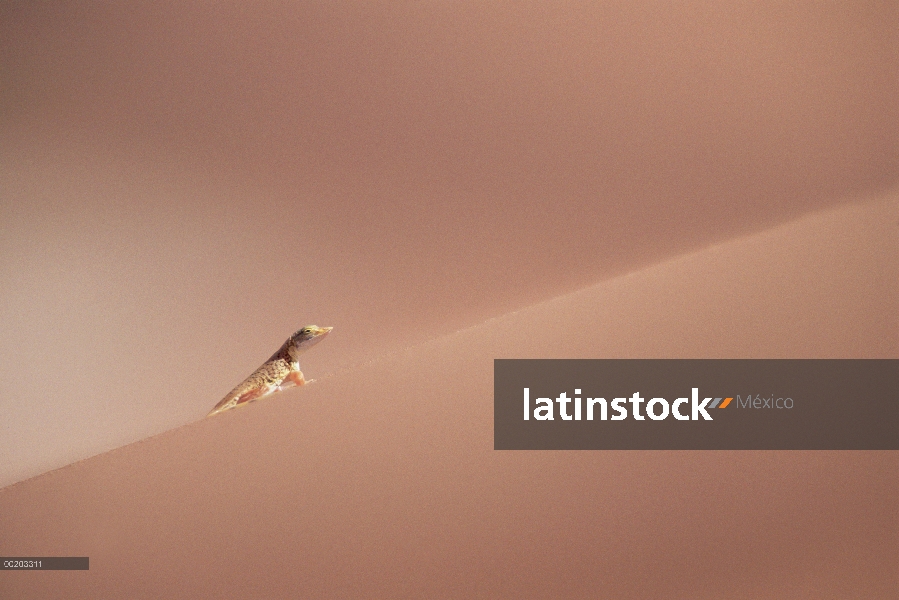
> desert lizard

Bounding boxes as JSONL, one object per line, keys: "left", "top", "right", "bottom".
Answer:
{"left": 207, "top": 325, "right": 332, "bottom": 417}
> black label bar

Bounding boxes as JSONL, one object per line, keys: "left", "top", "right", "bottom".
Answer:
{"left": 1, "top": 557, "right": 89, "bottom": 570}
{"left": 495, "top": 359, "right": 898, "bottom": 450}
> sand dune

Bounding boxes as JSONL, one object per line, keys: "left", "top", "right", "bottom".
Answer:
{"left": 1, "top": 196, "right": 895, "bottom": 598}
{"left": 1, "top": 2, "right": 896, "bottom": 595}
{"left": 3, "top": 0, "right": 897, "bottom": 492}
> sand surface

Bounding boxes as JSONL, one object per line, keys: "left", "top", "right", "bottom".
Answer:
{"left": 2, "top": 0, "right": 897, "bottom": 489}
{"left": 1, "top": 2, "right": 897, "bottom": 597}
{"left": 1, "top": 196, "right": 896, "bottom": 598}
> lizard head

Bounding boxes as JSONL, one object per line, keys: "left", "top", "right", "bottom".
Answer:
{"left": 287, "top": 325, "right": 332, "bottom": 360}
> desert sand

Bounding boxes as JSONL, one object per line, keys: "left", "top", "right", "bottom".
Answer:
{"left": 1, "top": 1, "right": 897, "bottom": 597}
{"left": 0, "top": 196, "right": 896, "bottom": 598}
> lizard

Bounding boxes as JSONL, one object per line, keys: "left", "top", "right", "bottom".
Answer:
{"left": 206, "top": 325, "right": 332, "bottom": 417}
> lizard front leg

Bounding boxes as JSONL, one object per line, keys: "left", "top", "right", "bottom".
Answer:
{"left": 286, "top": 369, "right": 309, "bottom": 387}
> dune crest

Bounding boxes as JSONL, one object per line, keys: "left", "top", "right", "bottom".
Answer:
{"left": 1, "top": 195, "right": 895, "bottom": 598}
